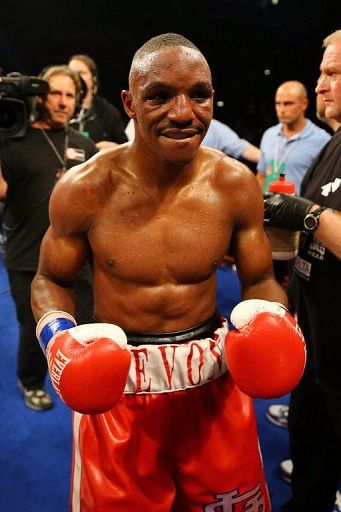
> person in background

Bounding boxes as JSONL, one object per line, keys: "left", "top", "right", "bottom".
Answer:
{"left": 30, "top": 33, "right": 305, "bottom": 511}
{"left": 68, "top": 53, "right": 128, "bottom": 150}
{"left": 256, "top": 79, "right": 331, "bottom": 356}
{"left": 257, "top": 80, "right": 331, "bottom": 194}
{"left": 202, "top": 117, "right": 260, "bottom": 163}
{"left": 265, "top": 91, "right": 340, "bottom": 432}
{"left": 264, "top": 28, "right": 341, "bottom": 512}
{"left": 269, "top": 92, "right": 341, "bottom": 484}
{"left": 0, "top": 65, "right": 97, "bottom": 411}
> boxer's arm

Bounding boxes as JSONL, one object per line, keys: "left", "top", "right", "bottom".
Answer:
{"left": 31, "top": 163, "right": 96, "bottom": 320}
{"left": 230, "top": 171, "right": 288, "bottom": 306}
{"left": 220, "top": 169, "right": 305, "bottom": 397}
{"left": 31, "top": 226, "right": 89, "bottom": 319}
{"left": 31, "top": 168, "right": 131, "bottom": 414}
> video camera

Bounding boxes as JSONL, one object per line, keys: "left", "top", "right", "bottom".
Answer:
{"left": 0, "top": 72, "right": 48, "bottom": 139}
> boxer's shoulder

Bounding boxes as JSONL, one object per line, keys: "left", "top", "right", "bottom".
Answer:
{"left": 200, "top": 147, "right": 259, "bottom": 206}
{"left": 201, "top": 146, "right": 255, "bottom": 183}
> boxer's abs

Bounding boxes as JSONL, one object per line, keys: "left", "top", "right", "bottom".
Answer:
{"left": 92, "top": 271, "right": 218, "bottom": 333}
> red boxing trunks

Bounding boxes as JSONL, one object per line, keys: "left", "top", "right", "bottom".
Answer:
{"left": 70, "top": 316, "right": 271, "bottom": 511}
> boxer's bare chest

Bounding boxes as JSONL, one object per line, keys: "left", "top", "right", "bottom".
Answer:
{"left": 88, "top": 177, "right": 234, "bottom": 285}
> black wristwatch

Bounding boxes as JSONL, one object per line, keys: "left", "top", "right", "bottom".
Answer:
{"left": 303, "top": 206, "right": 327, "bottom": 232}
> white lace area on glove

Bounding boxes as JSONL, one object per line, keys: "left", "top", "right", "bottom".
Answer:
{"left": 68, "top": 323, "right": 128, "bottom": 348}
{"left": 230, "top": 299, "right": 287, "bottom": 329}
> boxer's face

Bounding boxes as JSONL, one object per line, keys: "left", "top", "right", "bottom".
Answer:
{"left": 123, "top": 45, "right": 214, "bottom": 164}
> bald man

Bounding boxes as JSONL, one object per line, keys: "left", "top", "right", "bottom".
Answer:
{"left": 257, "top": 80, "right": 331, "bottom": 194}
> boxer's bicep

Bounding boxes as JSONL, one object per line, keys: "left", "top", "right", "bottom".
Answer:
{"left": 38, "top": 226, "right": 89, "bottom": 284}
{"left": 32, "top": 227, "right": 90, "bottom": 321}
{"left": 230, "top": 178, "right": 277, "bottom": 295}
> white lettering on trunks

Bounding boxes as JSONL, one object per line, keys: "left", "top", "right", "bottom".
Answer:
{"left": 125, "top": 321, "right": 228, "bottom": 394}
{"left": 204, "top": 484, "right": 265, "bottom": 511}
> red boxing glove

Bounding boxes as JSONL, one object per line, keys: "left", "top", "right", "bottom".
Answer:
{"left": 225, "top": 299, "right": 306, "bottom": 398}
{"left": 36, "top": 311, "right": 131, "bottom": 414}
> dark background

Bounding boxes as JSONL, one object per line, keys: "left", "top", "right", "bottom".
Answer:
{"left": 0, "top": 0, "right": 340, "bottom": 146}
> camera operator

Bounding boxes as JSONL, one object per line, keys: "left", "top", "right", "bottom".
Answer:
{"left": 0, "top": 65, "right": 97, "bottom": 411}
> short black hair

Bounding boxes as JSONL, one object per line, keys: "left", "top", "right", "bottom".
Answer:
{"left": 134, "top": 33, "right": 200, "bottom": 58}
{"left": 129, "top": 33, "right": 207, "bottom": 87}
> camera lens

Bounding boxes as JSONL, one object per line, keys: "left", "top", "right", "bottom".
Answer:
{"left": 0, "top": 102, "right": 17, "bottom": 130}
{"left": 0, "top": 98, "right": 27, "bottom": 137}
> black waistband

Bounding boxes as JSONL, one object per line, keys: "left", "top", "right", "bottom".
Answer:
{"left": 125, "top": 311, "right": 222, "bottom": 346}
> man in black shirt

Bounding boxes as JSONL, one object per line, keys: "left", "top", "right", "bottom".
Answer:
{"left": 264, "top": 28, "right": 341, "bottom": 511}
{"left": 0, "top": 65, "right": 97, "bottom": 411}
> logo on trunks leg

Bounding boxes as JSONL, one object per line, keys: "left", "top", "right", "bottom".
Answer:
{"left": 204, "top": 484, "right": 265, "bottom": 512}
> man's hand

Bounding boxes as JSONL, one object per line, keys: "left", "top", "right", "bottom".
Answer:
{"left": 264, "top": 192, "right": 314, "bottom": 231}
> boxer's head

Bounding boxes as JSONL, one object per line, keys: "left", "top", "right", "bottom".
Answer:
{"left": 121, "top": 33, "right": 214, "bottom": 164}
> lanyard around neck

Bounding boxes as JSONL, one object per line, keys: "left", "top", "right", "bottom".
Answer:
{"left": 273, "top": 134, "right": 297, "bottom": 172}
{"left": 40, "top": 128, "right": 68, "bottom": 169}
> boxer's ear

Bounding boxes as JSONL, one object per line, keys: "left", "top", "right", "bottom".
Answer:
{"left": 121, "top": 90, "right": 135, "bottom": 119}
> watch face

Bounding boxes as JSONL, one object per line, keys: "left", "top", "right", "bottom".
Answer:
{"left": 304, "top": 207, "right": 326, "bottom": 232}
{"left": 304, "top": 214, "right": 317, "bottom": 230}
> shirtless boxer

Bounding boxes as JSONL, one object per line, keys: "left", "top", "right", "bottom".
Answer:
{"left": 31, "top": 33, "right": 306, "bottom": 512}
